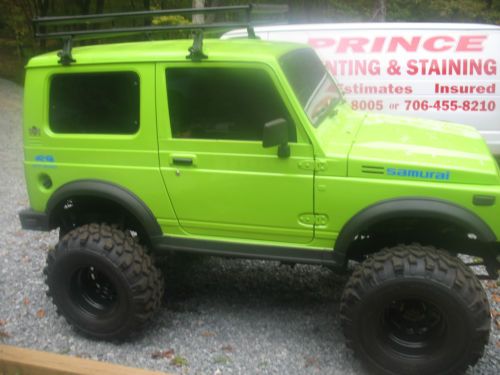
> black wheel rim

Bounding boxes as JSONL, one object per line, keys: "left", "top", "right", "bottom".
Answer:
{"left": 379, "top": 297, "right": 447, "bottom": 357}
{"left": 70, "top": 266, "right": 119, "bottom": 317}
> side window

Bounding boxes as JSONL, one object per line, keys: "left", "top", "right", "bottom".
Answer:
{"left": 166, "top": 68, "right": 296, "bottom": 142}
{"left": 49, "top": 72, "right": 140, "bottom": 134}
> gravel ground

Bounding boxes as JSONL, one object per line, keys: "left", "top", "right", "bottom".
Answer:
{"left": 0, "top": 77, "right": 499, "bottom": 375}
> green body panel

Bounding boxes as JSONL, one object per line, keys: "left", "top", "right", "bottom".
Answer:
{"left": 23, "top": 63, "right": 178, "bottom": 225}
{"left": 22, "top": 39, "right": 500, "bottom": 254}
{"left": 349, "top": 112, "right": 499, "bottom": 185}
{"left": 315, "top": 177, "right": 500, "bottom": 244}
{"left": 155, "top": 61, "right": 315, "bottom": 244}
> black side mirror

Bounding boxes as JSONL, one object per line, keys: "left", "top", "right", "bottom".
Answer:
{"left": 263, "top": 118, "right": 290, "bottom": 158}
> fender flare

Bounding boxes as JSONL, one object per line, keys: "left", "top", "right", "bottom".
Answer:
{"left": 46, "top": 180, "right": 162, "bottom": 239}
{"left": 332, "top": 197, "right": 496, "bottom": 263}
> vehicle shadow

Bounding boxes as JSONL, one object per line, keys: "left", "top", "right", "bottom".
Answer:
{"left": 159, "top": 253, "right": 349, "bottom": 311}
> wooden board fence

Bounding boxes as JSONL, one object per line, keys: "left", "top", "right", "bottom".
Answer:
{"left": 0, "top": 344, "right": 172, "bottom": 375}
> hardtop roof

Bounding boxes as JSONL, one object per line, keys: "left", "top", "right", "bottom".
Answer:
{"left": 27, "top": 38, "right": 305, "bottom": 68}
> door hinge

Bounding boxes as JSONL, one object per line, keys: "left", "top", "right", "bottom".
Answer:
{"left": 298, "top": 160, "right": 327, "bottom": 171}
{"left": 299, "top": 213, "right": 329, "bottom": 226}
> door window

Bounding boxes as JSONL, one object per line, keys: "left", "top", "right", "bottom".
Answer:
{"left": 166, "top": 68, "right": 296, "bottom": 142}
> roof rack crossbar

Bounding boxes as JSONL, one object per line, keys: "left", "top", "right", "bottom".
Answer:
{"left": 36, "top": 22, "right": 253, "bottom": 41}
{"left": 33, "top": 4, "right": 288, "bottom": 33}
{"left": 33, "top": 3, "right": 289, "bottom": 65}
{"left": 33, "top": 5, "right": 252, "bottom": 27}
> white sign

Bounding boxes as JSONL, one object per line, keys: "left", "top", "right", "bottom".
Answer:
{"left": 224, "top": 24, "right": 500, "bottom": 155}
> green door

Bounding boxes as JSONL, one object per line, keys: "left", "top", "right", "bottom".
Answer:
{"left": 156, "top": 63, "right": 314, "bottom": 244}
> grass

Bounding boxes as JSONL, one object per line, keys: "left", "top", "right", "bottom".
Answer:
{"left": 170, "top": 355, "right": 189, "bottom": 367}
{"left": 213, "top": 354, "right": 232, "bottom": 365}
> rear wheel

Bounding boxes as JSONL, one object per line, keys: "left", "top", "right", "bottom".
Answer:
{"left": 45, "top": 223, "right": 164, "bottom": 340}
{"left": 340, "top": 244, "right": 490, "bottom": 375}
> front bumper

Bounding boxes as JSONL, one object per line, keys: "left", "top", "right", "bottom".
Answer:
{"left": 19, "top": 208, "right": 50, "bottom": 231}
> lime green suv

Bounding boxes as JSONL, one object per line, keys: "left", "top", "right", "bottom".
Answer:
{"left": 18, "top": 6, "right": 500, "bottom": 375}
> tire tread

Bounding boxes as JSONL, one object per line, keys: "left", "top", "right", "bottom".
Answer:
{"left": 44, "top": 223, "right": 164, "bottom": 340}
{"left": 340, "top": 244, "right": 490, "bottom": 375}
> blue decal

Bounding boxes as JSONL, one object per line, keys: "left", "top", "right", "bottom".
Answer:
{"left": 34, "top": 154, "right": 56, "bottom": 168}
{"left": 386, "top": 167, "right": 450, "bottom": 181}
{"left": 35, "top": 155, "right": 55, "bottom": 163}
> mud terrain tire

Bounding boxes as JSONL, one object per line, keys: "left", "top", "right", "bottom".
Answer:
{"left": 45, "top": 223, "right": 164, "bottom": 340}
{"left": 340, "top": 244, "right": 490, "bottom": 375}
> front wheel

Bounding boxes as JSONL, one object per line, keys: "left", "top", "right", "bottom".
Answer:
{"left": 340, "top": 244, "right": 490, "bottom": 375}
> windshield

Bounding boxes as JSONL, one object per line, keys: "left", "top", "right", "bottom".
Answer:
{"left": 280, "top": 48, "right": 342, "bottom": 127}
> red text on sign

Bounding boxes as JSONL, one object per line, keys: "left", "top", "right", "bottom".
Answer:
{"left": 309, "top": 35, "right": 488, "bottom": 53}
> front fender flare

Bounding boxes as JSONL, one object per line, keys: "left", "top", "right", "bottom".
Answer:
{"left": 332, "top": 197, "right": 497, "bottom": 263}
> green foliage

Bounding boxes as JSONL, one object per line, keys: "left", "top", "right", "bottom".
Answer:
{"left": 388, "top": 0, "right": 500, "bottom": 23}
{"left": 152, "top": 15, "right": 190, "bottom": 25}
{"left": 151, "top": 12, "right": 190, "bottom": 39}
{"left": 170, "top": 355, "right": 189, "bottom": 367}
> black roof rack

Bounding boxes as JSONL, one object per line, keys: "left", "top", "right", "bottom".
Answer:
{"left": 33, "top": 4, "right": 288, "bottom": 65}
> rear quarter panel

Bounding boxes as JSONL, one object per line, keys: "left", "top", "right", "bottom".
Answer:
{"left": 23, "top": 63, "right": 178, "bottom": 230}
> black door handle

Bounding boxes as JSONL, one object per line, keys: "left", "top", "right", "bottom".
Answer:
{"left": 172, "top": 157, "right": 193, "bottom": 166}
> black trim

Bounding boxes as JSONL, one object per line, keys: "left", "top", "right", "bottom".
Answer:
{"left": 46, "top": 180, "right": 162, "bottom": 238}
{"left": 473, "top": 195, "right": 496, "bottom": 206}
{"left": 333, "top": 197, "right": 497, "bottom": 263}
{"left": 19, "top": 208, "right": 50, "bottom": 231}
{"left": 361, "top": 165, "right": 385, "bottom": 175}
{"left": 172, "top": 157, "right": 194, "bottom": 166}
{"left": 361, "top": 165, "right": 384, "bottom": 170}
{"left": 152, "top": 236, "right": 344, "bottom": 269}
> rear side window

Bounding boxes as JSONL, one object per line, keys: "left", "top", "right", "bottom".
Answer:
{"left": 49, "top": 72, "right": 140, "bottom": 134}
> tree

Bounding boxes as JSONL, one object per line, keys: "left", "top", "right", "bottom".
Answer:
{"left": 77, "top": 0, "right": 91, "bottom": 14}
{"left": 0, "top": 0, "right": 44, "bottom": 57}
{"left": 372, "top": 0, "right": 386, "bottom": 21}
{"left": 192, "top": 0, "right": 204, "bottom": 24}
{"left": 96, "top": 0, "right": 105, "bottom": 13}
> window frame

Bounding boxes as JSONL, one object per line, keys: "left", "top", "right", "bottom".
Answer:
{"left": 280, "top": 48, "right": 343, "bottom": 127}
{"left": 45, "top": 67, "right": 142, "bottom": 137}
{"left": 162, "top": 62, "right": 309, "bottom": 145}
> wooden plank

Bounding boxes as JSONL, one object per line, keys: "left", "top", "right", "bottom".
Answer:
{"left": 0, "top": 344, "right": 171, "bottom": 375}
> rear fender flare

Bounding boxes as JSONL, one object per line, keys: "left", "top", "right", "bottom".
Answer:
{"left": 46, "top": 180, "right": 162, "bottom": 239}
